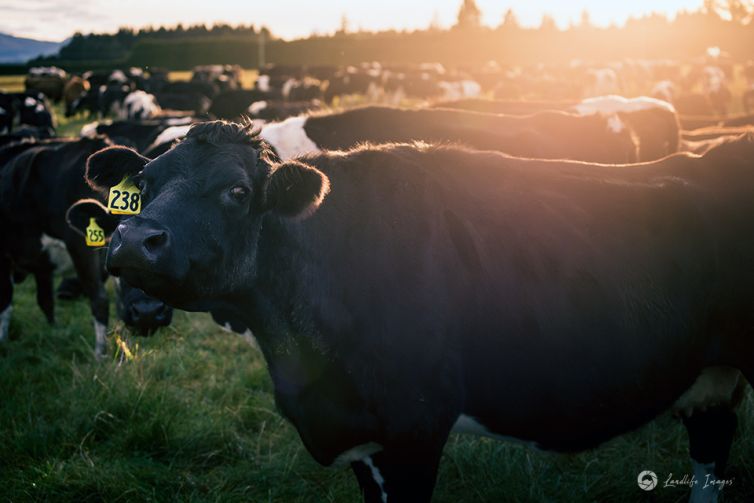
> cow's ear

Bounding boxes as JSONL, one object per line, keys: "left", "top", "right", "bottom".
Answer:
{"left": 86, "top": 146, "right": 149, "bottom": 192}
{"left": 265, "top": 161, "right": 330, "bottom": 218}
{"left": 66, "top": 199, "right": 120, "bottom": 238}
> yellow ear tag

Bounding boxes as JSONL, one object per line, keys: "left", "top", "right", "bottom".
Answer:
{"left": 108, "top": 175, "right": 141, "bottom": 215}
{"left": 85, "top": 218, "right": 106, "bottom": 247}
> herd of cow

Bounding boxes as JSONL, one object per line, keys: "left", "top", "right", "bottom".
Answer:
{"left": 2, "top": 54, "right": 754, "bottom": 502}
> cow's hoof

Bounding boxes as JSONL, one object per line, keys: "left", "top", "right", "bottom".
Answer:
{"left": 94, "top": 348, "right": 107, "bottom": 362}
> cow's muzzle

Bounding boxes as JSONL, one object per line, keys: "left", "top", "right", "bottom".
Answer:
{"left": 107, "top": 217, "right": 189, "bottom": 286}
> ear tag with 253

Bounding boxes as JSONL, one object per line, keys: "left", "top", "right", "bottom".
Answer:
{"left": 85, "top": 218, "right": 106, "bottom": 247}
{"left": 108, "top": 175, "right": 141, "bottom": 215}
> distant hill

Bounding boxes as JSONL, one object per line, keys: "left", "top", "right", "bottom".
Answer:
{"left": 0, "top": 33, "right": 64, "bottom": 63}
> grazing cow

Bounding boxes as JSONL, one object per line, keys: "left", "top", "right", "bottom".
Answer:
{"left": 63, "top": 76, "right": 91, "bottom": 117}
{"left": 258, "top": 106, "right": 637, "bottom": 163}
{"left": 120, "top": 91, "right": 161, "bottom": 121}
{"left": 0, "top": 92, "right": 55, "bottom": 133}
{"left": 0, "top": 138, "right": 171, "bottom": 355}
{"left": 24, "top": 67, "right": 67, "bottom": 102}
{"left": 18, "top": 94, "right": 55, "bottom": 132}
{"left": 86, "top": 122, "right": 754, "bottom": 502}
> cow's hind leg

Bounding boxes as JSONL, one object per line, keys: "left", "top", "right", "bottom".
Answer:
{"left": 0, "top": 256, "right": 13, "bottom": 341}
{"left": 351, "top": 446, "right": 443, "bottom": 503}
{"left": 32, "top": 254, "right": 56, "bottom": 324}
{"left": 683, "top": 405, "right": 738, "bottom": 503}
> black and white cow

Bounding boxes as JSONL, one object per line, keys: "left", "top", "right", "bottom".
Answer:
{"left": 85, "top": 122, "right": 754, "bottom": 502}
{"left": 257, "top": 106, "right": 638, "bottom": 163}
{"left": 436, "top": 96, "right": 680, "bottom": 162}
{"left": 0, "top": 138, "right": 172, "bottom": 355}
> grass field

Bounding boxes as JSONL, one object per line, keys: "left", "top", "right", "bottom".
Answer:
{"left": 2, "top": 271, "right": 753, "bottom": 502}
{"left": 1, "top": 71, "right": 754, "bottom": 502}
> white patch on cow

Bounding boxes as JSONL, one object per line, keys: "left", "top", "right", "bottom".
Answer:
{"left": 121, "top": 90, "right": 161, "bottom": 120}
{"left": 574, "top": 95, "right": 676, "bottom": 115}
{"left": 164, "top": 116, "right": 193, "bottom": 126}
{"left": 149, "top": 124, "right": 191, "bottom": 150}
{"left": 93, "top": 320, "right": 107, "bottom": 360}
{"left": 690, "top": 461, "right": 721, "bottom": 503}
{"left": 281, "top": 78, "right": 297, "bottom": 100}
{"left": 248, "top": 100, "right": 268, "bottom": 115}
{"left": 607, "top": 114, "right": 625, "bottom": 133}
{"left": 260, "top": 116, "right": 320, "bottom": 160}
{"left": 704, "top": 66, "right": 725, "bottom": 94}
{"left": 239, "top": 329, "right": 259, "bottom": 350}
{"left": 24, "top": 96, "right": 36, "bottom": 107}
{"left": 109, "top": 70, "right": 127, "bottom": 83}
{"left": 333, "top": 442, "right": 383, "bottom": 467}
{"left": 41, "top": 234, "right": 73, "bottom": 273}
{"left": 256, "top": 75, "right": 270, "bottom": 92}
{"left": 35, "top": 103, "right": 45, "bottom": 113}
{"left": 0, "top": 305, "right": 12, "bottom": 342}
{"left": 80, "top": 121, "right": 99, "bottom": 138}
{"left": 673, "top": 367, "right": 742, "bottom": 418}
{"left": 652, "top": 80, "right": 675, "bottom": 103}
{"left": 461, "top": 80, "right": 482, "bottom": 98}
{"left": 452, "top": 414, "right": 542, "bottom": 449}
{"left": 363, "top": 456, "right": 388, "bottom": 503}
{"left": 438, "top": 80, "right": 482, "bottom": 101}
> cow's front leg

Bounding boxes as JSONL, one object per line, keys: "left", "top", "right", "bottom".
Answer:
{"left": 66, "top": 239, "right": 109, "bottom": 360}
{"left": 351, "top": 445, "right": 444, "bottom": 503}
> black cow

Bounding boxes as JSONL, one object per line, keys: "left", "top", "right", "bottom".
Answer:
{"left": 0, "top": 92, "right": 55, "bottom": 134}
{"left": 82, "top": 117, "right": 194, "bottom": 154}
{"left": 208, "top": 89, "right": 272, "bottom": 120}
{"left": 85, "top": 122, "right": 754, "bottom": 502}
{"left": 258, "top": 106, "right": 637, "bottom": 163}
{"left": 0, "top": 138, "right": 171, "bottom": 355}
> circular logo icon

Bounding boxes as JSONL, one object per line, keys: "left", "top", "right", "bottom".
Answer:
{"left": 637, "top": 470, "right": 658, "bottom": 491}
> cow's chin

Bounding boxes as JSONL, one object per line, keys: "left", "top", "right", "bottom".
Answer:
{"left": 115, "top": 268, "right": 211, "bottom": 312}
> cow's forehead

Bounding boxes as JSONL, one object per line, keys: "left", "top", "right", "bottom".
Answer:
{"left": 145, "top": 141, "right": 256, "bottom": 184}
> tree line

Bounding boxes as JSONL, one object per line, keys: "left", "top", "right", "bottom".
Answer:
{"left": 18, "top": 1, "right": 754, "bottom": 72}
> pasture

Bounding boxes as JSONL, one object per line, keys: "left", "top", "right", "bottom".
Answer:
{"left": 2, "top": 65, "right": 754, "bottom": 501}
{"left": 2, "top": 277, "right": 753, "bottom": 502}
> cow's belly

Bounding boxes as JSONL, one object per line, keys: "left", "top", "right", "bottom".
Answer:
{"left": 455, "top": 366, "right": 744, "bottom": 452}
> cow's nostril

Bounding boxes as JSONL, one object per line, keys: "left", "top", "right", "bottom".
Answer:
{"left": 143, "top": 230, "right": 168, "bottom": 254}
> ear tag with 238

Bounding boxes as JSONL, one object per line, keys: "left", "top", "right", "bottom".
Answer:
{"left": 108, "top": 175, "right": 141, "bottom": 215}
{"left": 85, "top": 218, "right": 106, "bottom": 247}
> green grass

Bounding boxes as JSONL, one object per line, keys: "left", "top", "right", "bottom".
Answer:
{"left": 1, "top": 277, "right": 753, "bottom": 502}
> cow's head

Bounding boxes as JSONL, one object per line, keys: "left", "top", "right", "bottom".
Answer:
{"left": 85, "top": 121, "right": 329, "bottom": 311}
{"left": 67, "top": 198, "right": 174, "bottom": 334}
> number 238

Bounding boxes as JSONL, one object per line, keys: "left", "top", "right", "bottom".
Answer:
{"left": 110, "top": 189, "right": 140, "bottom": 212}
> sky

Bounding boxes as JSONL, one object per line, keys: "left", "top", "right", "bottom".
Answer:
{"left": 1, "top": 0, "right": 704, "bottom": 42}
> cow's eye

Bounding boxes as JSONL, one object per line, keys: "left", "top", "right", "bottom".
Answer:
{"left": 229, "top": 185, "right": 250, "bottom": 201}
